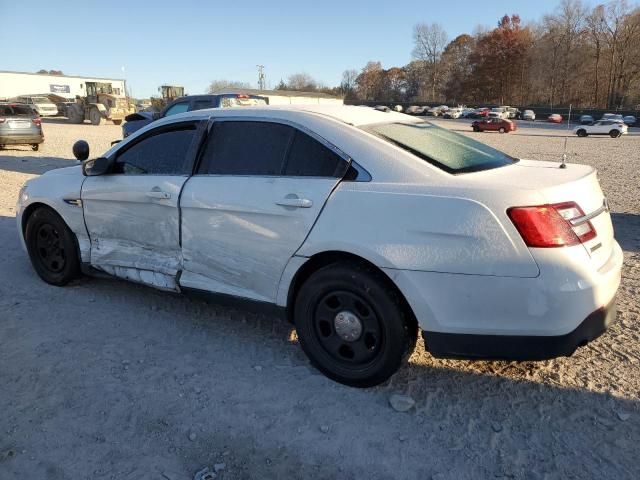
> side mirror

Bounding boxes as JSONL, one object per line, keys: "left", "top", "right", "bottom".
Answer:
{"left": 82, "top": 157, "right": 113, "bottom": 176}
{"left": 72, "top": 140, "right": 90, "bottom": 161}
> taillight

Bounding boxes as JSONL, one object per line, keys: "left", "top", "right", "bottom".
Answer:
{"left": 508, "top": 202, "right": 596, "bottom": 248}
{"left": 32, "top": 118, "right": 41, "bottom": 126}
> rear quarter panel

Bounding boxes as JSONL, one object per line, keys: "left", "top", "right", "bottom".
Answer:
{"left": 297, "top": 182, "right": 540, "bottom": 278}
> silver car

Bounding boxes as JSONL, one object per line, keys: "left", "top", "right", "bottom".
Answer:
{"left": 0, "top": 103, "right": 44, "bottom": 151}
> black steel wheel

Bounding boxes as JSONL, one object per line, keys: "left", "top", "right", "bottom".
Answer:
{"left": 25, "top": 207, "right": 80, "bottom": 286}
{"left": 294, "top": 262, "right": 416, "bottom": 387}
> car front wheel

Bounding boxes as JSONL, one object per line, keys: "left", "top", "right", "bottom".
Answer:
{"left": 25, "top": 207, "right": 81, "bottom": 286}
{"left": 609, "top": 130, "right": 620, "bottom": 138}
{"left": 577, "top": 129, "right": 587, "bottom": 137}
{"left": 294, "top": 262, "right": 417, "bottom": 388}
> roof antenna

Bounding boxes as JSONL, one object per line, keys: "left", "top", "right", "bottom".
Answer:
{"left": 560, "top": 103, "right": 572, "bottom": 169}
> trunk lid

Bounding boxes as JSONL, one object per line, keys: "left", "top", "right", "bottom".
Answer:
{"left": 469, "top": 159, "right": 614, "bottom": 270}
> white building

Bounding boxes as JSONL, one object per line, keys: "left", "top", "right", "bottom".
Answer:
{"left": 0, "top": 70, "right": 127, "bottom": 100}
{"left": 211, "top": 88, "right": 343, "bottom": 106}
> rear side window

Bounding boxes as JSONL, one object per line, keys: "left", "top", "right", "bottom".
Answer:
{"left": 115, "top": 125, "right": 197, "bottom": 175}
{"left": 193, "top": 99, "right": 214, "bottom": 111}
{"left": 200, "top": 121, "right": 293, "bottom": 175}
{"left": 362, "top": 121, "right": 517, "bottom": 174}
{"left": 284, "top": 130, "right": 345, "bottom": 177}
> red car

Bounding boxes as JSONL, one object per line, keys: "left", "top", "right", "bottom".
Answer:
{"left": 548, "top": 113, "right": 563, "bottom": 123}
{"left": 471, "top": 118, "right": 517, "bottom": 133}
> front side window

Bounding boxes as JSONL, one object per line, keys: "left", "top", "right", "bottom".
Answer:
{"left": 114, "top": 125, "right": 197, "bottom": 175}
{"left": 199, "top": 121, "right": 293, "bottom": 175}
{"left": 164, "top": 102, "right": 189, "bottom": 117}
{"left": 362, "top": 121, "right": 517, "bottom": 174}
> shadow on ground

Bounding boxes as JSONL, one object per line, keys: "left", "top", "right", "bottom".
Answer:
{"left": 612, "top": 212, "right": 640, "bottom": 253}
{"left": 0, "top": 154, "right": 77, "bottom": 175}
{"left": 0, "top": 214, "right": 638, "bottom": 479}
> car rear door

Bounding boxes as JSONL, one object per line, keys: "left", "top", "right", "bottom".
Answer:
{"left": 81, "top": 120, "right": 205, "bottom": 290}
{"left": 179, "top": 118, "right": 350, "bottom": 302}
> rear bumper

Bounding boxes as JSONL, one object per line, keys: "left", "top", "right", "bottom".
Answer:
{"left": 0, "top": 134, "right": 44, "bottom": 145}
{"left": 422, "top": 299, "right": 617, "bottom": 360}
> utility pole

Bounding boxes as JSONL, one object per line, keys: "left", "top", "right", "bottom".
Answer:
{"left": 257, "top": 65, "right": 265, "bottom": 90}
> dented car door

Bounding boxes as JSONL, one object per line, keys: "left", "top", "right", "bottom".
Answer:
{"left": 81, "top": 121, "right": 204, "bottom": 290}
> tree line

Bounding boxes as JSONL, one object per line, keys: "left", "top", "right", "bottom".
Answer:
{"left": 207, "top": 0, "right": 639, "bottom": 109}
{"left": 344, "top": 0, "right": 640, "bottom": 109}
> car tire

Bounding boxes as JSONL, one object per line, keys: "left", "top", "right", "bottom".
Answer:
{"left": 609, "top": 130, "right": 620, "bottom": 138}
{"left": 294, "top": 262, "right": 417, "bottom": 388}
{"left": 112, "top": 119, "right": 122, "bottom": 126}
{"left": 577, "top": 129, "right": 587, "bottom": 137}
{"left": 90, "top": 108, "right": 103, "bottom": 126}
{"left": 31, "top": 144, "right": 39, "bottom": 151}
{"left": 472, "top": 126, "right": 480, "bottom": 132}
{"left": 499, "top": 127, "right": 506, "bottom": 133}
{"left": 25, "top": 207, "right": 81, "bottom": 286}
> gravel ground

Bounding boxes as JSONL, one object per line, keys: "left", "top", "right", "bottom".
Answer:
{"left": 1, "top": 118, "right": 639, "bottom": 480}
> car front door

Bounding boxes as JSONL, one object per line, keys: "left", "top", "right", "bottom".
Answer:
{"left": 179, "top": 119, "right": 350, "bottom": 302}
{"left": 81, "top": 120, "right": 205, "bottom": 290}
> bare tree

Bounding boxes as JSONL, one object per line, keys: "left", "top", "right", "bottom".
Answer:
{"left": 286, "top": 73, "right": 317, "bottom": 91}
{"left": 412, "top": 23, "right": 448, "bottom": 101}
{"left": 207, "top": 79, "right": 251, "bottom": 93}
{"left": 340, "top": 69, "right": 359, "bottom": 98}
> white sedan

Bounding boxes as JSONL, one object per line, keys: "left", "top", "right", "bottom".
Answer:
{"left": 16, "top": 106, "right": 622, "bottom": 387}
{"left": 574, "top": 119, "right": 628, "bottom": 137}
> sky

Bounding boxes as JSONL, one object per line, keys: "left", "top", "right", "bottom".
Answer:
{"left": 2, "top": 0, "right": 571, "bottom": 98}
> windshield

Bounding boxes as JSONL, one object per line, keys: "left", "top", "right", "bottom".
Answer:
{"left": 32, "top": 97, "right": 50, "bottom": 104}
{"left": 0, "top": 105, "right": 35, "bottom": 116}
{"left": 361, "top": 121, "right": 517, "bottom": 174}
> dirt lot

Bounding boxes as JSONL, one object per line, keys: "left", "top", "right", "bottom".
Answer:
{"left": 1, "top": 118, "right": 639, "bottom": 479}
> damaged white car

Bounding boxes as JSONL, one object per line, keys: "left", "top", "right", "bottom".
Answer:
{"left": 16, "top": 106, "right": 622, "bottom": 387}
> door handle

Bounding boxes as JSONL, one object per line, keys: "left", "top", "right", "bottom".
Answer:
{"left": 146, "top": 190, "right": 171, "bottom": 200}
{"left": 276, "top": 196, "right": 313, "bottom": 208}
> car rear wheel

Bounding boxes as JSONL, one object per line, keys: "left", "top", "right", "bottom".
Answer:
{"left": 577, "top": 129, "right": 587, "bottom": 137}
{"left": 31, "top": 144, "right": 39, "bottom": 151}
{"left": 609, "top": 130, "right": 620, "bottom": 138}
{"left": 472, "top": 125, "right": 480, "bottom": 132}
{"left": 499, "top": 127, "right": 506, "bottom": 133}
{"left": 25, "top": 207, "right": 81, "bottom": 286}
{"left": 294, "top": 262, "right": 417, "bottom": 388}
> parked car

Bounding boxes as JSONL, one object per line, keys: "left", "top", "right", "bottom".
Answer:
{"left": 0, "top": 102, "right": 44, "bottom": 150}
{"left": 574, "top": 120, "right": 628, "bottom": 138}
{"left": 374, "top": 105, "right": 391, "bottom": 112}
{"left": 443, "top": 108, "right": 463, "bottom": 119}
{"left": 393, "top": 105, "right": 403, "bottom": 112}
{"left": 15, "top": 95, "right": 58, "bottom": 117}
{"left": 623, "top": 115, "right": 636, "bottom": 126}
{"left": 461, "top": 108, "right": 477, "bottom": 118}
{"left": 17, "top": 106, "right": 622, "bottom": 387}
{"left": 490, "top": 107, "right": 508, "bottom": 119}
{"left": 579, "top": 115, "right": 594, "bottom": 125}
{"left": 470, "top": 108, "right": 490, "bottom": 118}
{"left": 122, "top": 93, "right": 268, "bottom": 138}
{"left": 548, "top": 114, "right": 563, "bottom": 123}
{"left": 505, "top": 107, "right": 520, "bottom": 119}
{"left": 405, "top": 105, "right": 426, "bottom": 116}
{"left": 472, "top": 118, "right": 517, "bottom": 133}
{"left": 601, "top": 113, "right": 624, "bottom": 122}
{"left": 522, "top": 110, "right": 536, "bottom": 121}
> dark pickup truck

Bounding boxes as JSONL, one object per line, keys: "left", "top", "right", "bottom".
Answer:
{"left": 122, "top": 93, "right": 268, "bottom": 138}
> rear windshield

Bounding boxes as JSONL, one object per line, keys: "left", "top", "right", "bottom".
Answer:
{"left": 219, "top": 95, "right": 268, "bottom": 108}
{"left": 0, "top": 105, "right": 35, "bottom": 116}
{"left": 362, "top": 121, "right": 517, "bottom": 174}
